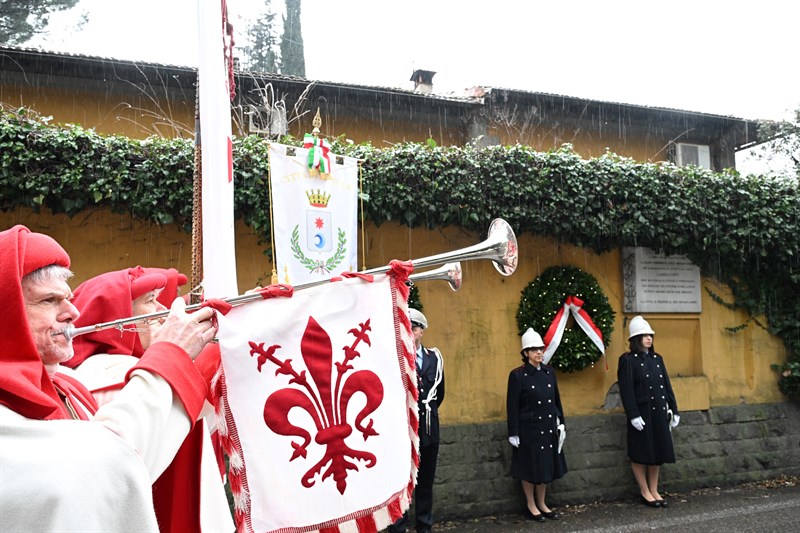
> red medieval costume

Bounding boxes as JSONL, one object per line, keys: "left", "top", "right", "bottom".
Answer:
{"left": 61, "top": 266, "right": 233, "bottom": 533}
{"left": 0, "top": 225, "right": 208, "bottom": 532}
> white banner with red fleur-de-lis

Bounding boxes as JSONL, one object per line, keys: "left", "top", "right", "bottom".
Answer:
{"left": 216, "top": 262, "right": 418, "bottom": 533}
{"left": 542, "top": 295, "right": 605, "bottom": 365}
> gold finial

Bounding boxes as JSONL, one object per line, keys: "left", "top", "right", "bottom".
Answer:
{"left": 312, "top": 108, "right": 321, "bottom": 137}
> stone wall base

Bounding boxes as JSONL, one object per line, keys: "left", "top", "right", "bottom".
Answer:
{"left": 433, "top": 402, "right": 800, "bottom": 520}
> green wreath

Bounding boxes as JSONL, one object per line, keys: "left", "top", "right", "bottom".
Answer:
{"left": 290, "top": 226, "right": 347, "bottom": 274}
{"left": 516, "top": 266, "right": 615, "bottom": 373}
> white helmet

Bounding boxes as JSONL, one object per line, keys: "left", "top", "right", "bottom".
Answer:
{"left": 408, "top": 308, "right": 428, "bottom": 329}
{"left": 628, "top": 315, "right": 655, "bottom": 339}
{"left": 520, "top": 327, "right": 545, "bottom": 354}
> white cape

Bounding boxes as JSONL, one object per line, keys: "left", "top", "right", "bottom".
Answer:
{"left": 0, "top": 405, "right": 158, "bottom": 532}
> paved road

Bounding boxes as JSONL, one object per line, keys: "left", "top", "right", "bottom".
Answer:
{"left": 435, "top": 481, "right": 800, "bottom": 532}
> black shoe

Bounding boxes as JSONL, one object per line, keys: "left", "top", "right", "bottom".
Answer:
{"left": 526, "top": 509, "right": 546, "bottom": 522}
{"left": 656, "top": 499, "right": 668, "bottom": 508}
{"left": 542, "top": 511, "right": 560, "bottom": 520}
{"left": 640, "top": 495, "right": 661, "bottom": 508}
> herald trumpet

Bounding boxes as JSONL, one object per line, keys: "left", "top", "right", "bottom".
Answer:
{"left": 361, "top": 217, "right": 517, "bottom": 277}
{"left": 408, "top": 262, "right": 462, "bottom": 292}
{"left": 55, "top": 218, "right": 517, "bottom": 341}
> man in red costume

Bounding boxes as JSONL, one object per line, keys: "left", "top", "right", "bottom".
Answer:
{"left": 61, "top": 266, "right": 233, "bottom": 532}
{"left": 0, "top": 225, "right": 217, "bottom": 531}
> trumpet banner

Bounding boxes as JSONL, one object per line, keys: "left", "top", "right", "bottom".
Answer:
{"left": 216, "top": 265, "right": 418, "bottom": 533}
{"left": 268, "top": 143, "right": 359, "bottom": 287}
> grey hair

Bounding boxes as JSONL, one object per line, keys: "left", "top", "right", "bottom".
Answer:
{"left": 22, "top": 264, "right": 74, "bottom": 285}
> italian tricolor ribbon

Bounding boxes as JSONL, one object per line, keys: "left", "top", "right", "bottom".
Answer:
{"left": 303, "top": 133, "right": 331, "bottom": 173}
{"left": 542, "top": 295, "right": 606, "bottom": 367}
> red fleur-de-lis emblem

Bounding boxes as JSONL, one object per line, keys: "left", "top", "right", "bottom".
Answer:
{"left": 249, "top": 316, "right": 384, "bottom": 494}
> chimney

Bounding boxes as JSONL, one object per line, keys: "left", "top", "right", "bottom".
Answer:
{"left": 410, "top": 69, "right": 436, "bottom": 94}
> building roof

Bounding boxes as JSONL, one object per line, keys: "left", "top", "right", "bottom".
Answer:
{"left": 0, "top": 44, "right": 761, "bottom": 150}
{"left": 2, "top": 44, "right": 764, "bottom": 120}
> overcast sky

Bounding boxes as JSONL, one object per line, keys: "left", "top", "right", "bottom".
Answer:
{"left": 28, "top": 0, "right": 800, "bottom": 172}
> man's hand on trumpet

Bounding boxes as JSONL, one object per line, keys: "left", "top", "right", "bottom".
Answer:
{"left": 151, "top": 298, "right": 217, "bottom": 360}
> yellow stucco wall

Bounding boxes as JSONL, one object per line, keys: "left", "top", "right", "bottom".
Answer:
{"left": 2, "top": 208, "right": 787, "bottom": 424}
{"left": 0, "top": 83, "right": 466, "bottom": 146}
{"left": 488, "top": 122, "right": 670, "bottom": 162}
{"left": 0, "top": 84, "right": 195, "bottom": 139}
{"left": 300, "top": 111, "right": 468, "bottom": 148}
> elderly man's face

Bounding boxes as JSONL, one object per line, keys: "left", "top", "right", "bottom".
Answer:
{"left": 22, "top": 276, "right": 80, "bottom": 373}
{"left": 131, "top": 289, "right": 167, "bottom": 350}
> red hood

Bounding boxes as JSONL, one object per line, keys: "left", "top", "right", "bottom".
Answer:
{"left": 0, "top": 225, "right": 72, "bottom": 420}
{"left": 143, "top": 267, "right": 189, "bottom": 307}
{"left": 66, "top": 267, "right": 166, "bottom": 367}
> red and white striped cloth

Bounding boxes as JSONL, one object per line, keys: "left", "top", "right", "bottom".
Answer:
{"left": 542, "top": 295, "right": 605, "bottom": 365}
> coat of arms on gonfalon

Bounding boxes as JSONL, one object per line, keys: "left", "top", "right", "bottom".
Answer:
{"left": 290, "top": 190, "right": 347, "bottom": 276}
{"left": 216, "top": 268, "right": 418, "bottom": 533}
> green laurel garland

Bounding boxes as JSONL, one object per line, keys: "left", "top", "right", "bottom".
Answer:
{"left": 290, "top": 226, "right": 347, "bottom": 274}
{"left": 516, "top": 266, "right": 615, "bottom": 373}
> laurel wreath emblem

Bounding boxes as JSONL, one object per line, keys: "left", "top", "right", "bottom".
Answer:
{"left": 290, "top": 225, "right": 348, "bottom": 274}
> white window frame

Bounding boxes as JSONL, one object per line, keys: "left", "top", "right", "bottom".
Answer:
{"left": 675, "top": 143, "right": 711, "bottom": 169}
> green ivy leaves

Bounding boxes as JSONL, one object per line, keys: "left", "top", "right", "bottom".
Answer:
{"left": 2, "top": 108, "right": 799, "bottom": 395}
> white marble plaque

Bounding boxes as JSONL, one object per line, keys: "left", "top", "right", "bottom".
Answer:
{"left": 622, "top": 247, "right": 701, "bottom": 313}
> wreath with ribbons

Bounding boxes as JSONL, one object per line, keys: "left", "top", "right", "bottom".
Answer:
{"left": 516, "top": 266, "right": 615, "bottom": 373}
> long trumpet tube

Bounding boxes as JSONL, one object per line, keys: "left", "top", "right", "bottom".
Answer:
{"left": 408, "top": 262, "right": 462, "bottom": 292}
{"left": 362, "top": 218, "right": 517, "bottom": 277}
{"left": 56, "top": 218, "right": 516, "bottom": 341}
{"left": 59, "top": 264, "right": 464, "bottom": 341}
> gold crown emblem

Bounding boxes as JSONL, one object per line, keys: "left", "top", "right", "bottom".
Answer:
{"left": 306, "top": 189, "right": 331, "bottom": 208}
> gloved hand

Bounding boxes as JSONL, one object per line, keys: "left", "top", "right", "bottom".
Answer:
{"left": 508, "top": 435, "right": 520, "bottom": 447}
{"left": 631, "top": 417, "right": 645, "bottom": 431}
{"left": 671, "top": 414, "right": 680, "bottom": 428}
{"left": 557, "top": 424, "right": 566, "bottom": 453}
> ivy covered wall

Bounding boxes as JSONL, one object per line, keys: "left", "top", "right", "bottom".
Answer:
{"left": 1, "top": 108, "right": 798, "bottom": 402}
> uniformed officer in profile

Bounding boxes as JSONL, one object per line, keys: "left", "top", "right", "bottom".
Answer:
{"left": 389, "top": 308, "right": 445, "bottom": 533}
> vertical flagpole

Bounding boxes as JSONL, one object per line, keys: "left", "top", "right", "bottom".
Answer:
{"left": 191, "top": 82, "right": 203, "bottom": 304}
{"left": 197, "top": 0, "right": 239, "bottom": 299}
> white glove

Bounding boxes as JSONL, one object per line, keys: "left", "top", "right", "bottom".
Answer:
{"left": 631, "top": 417, "right": 645, "bottom": 431}
{"left": 508, "top": 435, "right": 520, "bottom": 447}
{"left": 557, "top": 424, "right": 566, "bottom": 454}
{"left": 671, "top": 414, "right": 680, "bottom": 428}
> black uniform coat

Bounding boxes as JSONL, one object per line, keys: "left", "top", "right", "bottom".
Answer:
{"left": 417, "top": 346, "right": 445, "bottom": 447}
{"left": 617, "top": 350, "right": 678, "bottom": 465}
{"left": 506, "top": 362, "right": 568, "bottom": 484}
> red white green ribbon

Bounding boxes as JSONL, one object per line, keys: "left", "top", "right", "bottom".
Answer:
{"left": 542, "top": 295, "right": 605, "bottom": 366}
{"left": 303, "top": 133, "right": 331, "bottom": 173}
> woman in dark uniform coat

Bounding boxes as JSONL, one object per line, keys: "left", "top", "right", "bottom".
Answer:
{"left": 507, "top": 328, "right": 567, "bottom": 521}
{"left": 617, "top": 316, "right": 680, "bottom": 508}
